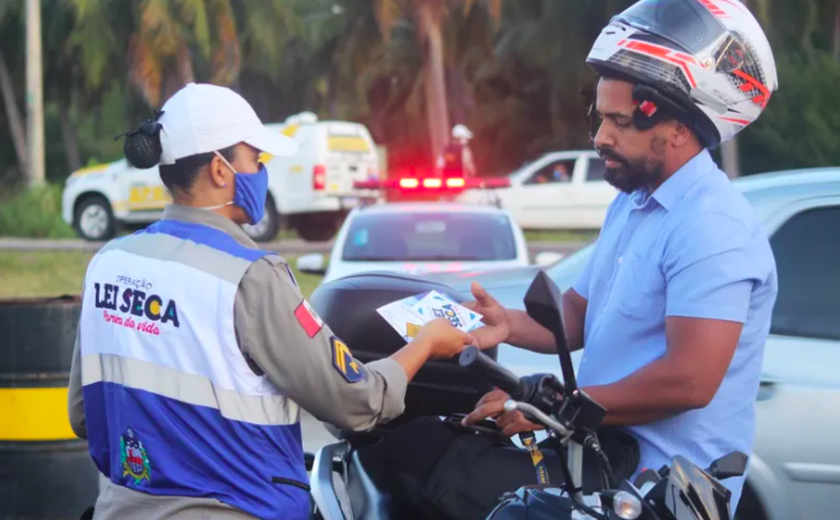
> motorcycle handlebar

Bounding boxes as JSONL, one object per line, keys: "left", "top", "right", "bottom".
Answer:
{"left": 459, "top": 346, "right": 523, "bottom": 397}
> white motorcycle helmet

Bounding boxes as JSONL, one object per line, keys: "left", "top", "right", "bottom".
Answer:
{"left": 452, "top": 124, "right": 474, "bottom": 141}
{"left": 586, "top": 0, "right": 778, "bottom": 149}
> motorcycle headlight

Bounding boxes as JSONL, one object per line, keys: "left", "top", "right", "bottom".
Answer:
{"left": 613, "top": 491, "right": 642, "bottom": 519}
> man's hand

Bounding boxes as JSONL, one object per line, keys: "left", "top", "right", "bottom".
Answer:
{"left": 461, "top": 389, "right": 543, "bottom": 437}
{"left": 463, "top": 283, "right": 511, "bottom": 349}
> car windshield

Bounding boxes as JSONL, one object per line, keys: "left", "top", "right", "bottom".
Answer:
{"left": 342, "top": 211, "right": 518, "bottom": 262}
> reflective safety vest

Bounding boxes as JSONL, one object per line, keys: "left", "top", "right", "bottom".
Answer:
{"left": 79, "top": 219, "right": 309, "bottom": 520}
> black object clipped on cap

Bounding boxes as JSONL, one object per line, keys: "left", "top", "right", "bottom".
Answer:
{"left": 116, "top": 111, "right": 165, "bottom": 169}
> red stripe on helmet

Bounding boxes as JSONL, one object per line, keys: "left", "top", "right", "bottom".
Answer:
{"left": 698, "top": 0, "right": 728, "bottom": 17}
{"left": 734, "top": 69, "right": 770, "bottom": 109}
{"left": 620, "top": 40, "right": 698, "bottom": 88}
{"left": 719, "top": 116, "right": 750, "bottom": 126}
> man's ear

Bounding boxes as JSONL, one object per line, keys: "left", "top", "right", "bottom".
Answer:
{"left": 671, "top": 120, "right": 694, "bottom": 147}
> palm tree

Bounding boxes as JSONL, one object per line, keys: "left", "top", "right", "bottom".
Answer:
{"left": 370, "top": 0, "right": 503, "bottom": 162}
{"left": 0, "top": 2, "right": 28, "bottom": 179}
{"left": 69, "top": 0, "right": 242, "bottom": 109}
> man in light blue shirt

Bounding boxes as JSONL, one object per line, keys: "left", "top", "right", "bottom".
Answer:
{"left": 360, "top": 2, "right": 780, "bottom": 518}
{"left": 570, "top": 140, "right": 777, "bottom": 511}
{"left": 464, "top": 0, "right": 779, "bottom": 513}
{"left": 466, "top": 85, "right": 776, "bottom": 511}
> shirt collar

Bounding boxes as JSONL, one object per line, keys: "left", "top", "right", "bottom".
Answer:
{"left": 161, "top": 204, "right": 260, "bottom": 249}
{"left": 634, "top": 149, "right": 716, "bottom": 211}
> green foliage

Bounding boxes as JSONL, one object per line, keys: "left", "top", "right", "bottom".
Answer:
{"left": 0, "top": 185, "right": 76, "bottom": 239}
{"left": 1, "top": 0, "right": 840, "bottom": 190}
{"left": 739, "top": 53, "right": 840, "bottom": 175}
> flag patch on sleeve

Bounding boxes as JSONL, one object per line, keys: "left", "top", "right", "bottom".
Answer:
{"left": 294, "top": 299, "right": 324, "bottom": 338}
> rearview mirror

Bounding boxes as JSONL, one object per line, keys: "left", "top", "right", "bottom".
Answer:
{"left": 707, "top": 452, "right": 748, "bottom": 480}
{"left": 523, "top": 271, "right": 577, "bottom": 392}
{"left": 297, "top": 254, "right": 327, "bottom": 275}
{"left": 534, "top": 251, "right": 564, "bottom": 267}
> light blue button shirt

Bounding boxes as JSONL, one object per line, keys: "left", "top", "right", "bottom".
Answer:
{"left": 573, "top": 150, "right": 778, "bottom": 512}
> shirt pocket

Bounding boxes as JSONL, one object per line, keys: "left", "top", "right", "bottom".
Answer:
{"left": 614, "top": 251, "right": 666, "bottom": 322}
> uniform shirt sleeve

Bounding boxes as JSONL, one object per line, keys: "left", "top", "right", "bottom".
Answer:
{"left": 664, "top": 212, "right": 770, "bottom": 323}
{"left": 234, "top": 255, "right": 408, "bottom": 432}
{"left": 67, "top": 323, "right": 87, "bottom": 439}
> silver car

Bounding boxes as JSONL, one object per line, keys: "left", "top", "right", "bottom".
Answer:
{"left": 426, "top": 167, "right": 840, "bottom": 520}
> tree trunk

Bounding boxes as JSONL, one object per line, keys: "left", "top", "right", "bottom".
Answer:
{"left": 752, "top": 0, "right": 770, "bottom": 37}
{"left": 328, "top": 63, "right": 340, "bottom": 119}
{"left": 0, "top": 48, "right": 29, "bottom": 180}
{"left": 801, "top": 0, "right": 818, "bottom": 62}
{"left": 416, "top": 2, "right": 450, "bottom": 165}
{"left": 833, "top": 0, "right": 840, "bottom": 61}
{"left": 58, "top": 100, "right": 81, "bottom": 173}
{"left": 721, "top": 136, "right": 740, "bottom": 179}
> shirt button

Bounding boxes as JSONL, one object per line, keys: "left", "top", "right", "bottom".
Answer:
{"left": 617, "top": 256, "right": 623, "bottom": 263}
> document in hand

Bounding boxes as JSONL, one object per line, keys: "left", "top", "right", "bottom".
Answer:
{"left": 376, "top": 290, "right": 483, "bottom": 343}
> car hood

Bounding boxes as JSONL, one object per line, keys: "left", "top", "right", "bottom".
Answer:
{"left": 325, "top": 260, "right": 531, "bottom": 285}
{"left": 420, "top": 265, "right": 544, "bottom": 293}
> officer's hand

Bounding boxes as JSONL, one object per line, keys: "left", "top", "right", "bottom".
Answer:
{"left": 415, "top": 318, "right": 472, "bottom": 360}
{"left": 462, "top": 389, "right": 543, "bottom": 438}
{"left": 463, "top": 282, "right": 510, "bottom": 349}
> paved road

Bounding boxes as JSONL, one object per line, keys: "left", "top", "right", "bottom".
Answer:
{"left": 0, "top": 237, "right": 586, "bottom": 257}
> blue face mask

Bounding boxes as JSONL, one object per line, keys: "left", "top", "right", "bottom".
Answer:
{"left": 232, "top": 163, "right": 269, "bottom": 225}
{"left": 205, "top": 152, "right": 268, "bottom": 225}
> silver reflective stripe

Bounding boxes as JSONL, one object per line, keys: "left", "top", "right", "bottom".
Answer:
{"left": 100, "top": 232, "right": 254, "bottom": 284}
{"left": 82, "top": 354, "right": 299, "bottom": 426}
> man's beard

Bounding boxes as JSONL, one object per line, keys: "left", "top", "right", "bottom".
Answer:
{"left": 599, "top": 149, "right": 664, "bottom": 194}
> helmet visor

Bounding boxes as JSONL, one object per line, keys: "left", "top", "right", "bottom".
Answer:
{"left": 618, "top": 0, "right": 727, "bottom": 55}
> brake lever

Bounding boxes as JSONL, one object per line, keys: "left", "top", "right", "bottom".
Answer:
{"left": 505, "top": 400, "right": 571, "bottom": 439}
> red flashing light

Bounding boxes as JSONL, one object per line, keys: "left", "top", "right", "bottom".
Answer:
{"left": 352, "top": 176, "right": 510, "bottom": 191}
{"left": 313, "top": 165, "right": 327, "bottom": 191}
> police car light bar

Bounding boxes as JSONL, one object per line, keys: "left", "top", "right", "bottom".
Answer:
{"left": 354, "top": 177, "right": 510, "bottom": 191}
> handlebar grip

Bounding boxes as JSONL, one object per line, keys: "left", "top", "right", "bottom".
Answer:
{"left": 459, "top": 346, "right": 522, "bottom": 397}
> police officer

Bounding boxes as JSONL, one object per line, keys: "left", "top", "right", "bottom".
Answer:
{"left": 364, "top": 0, "right": 779, "bottom": 518}
{"left": 437, "top": 124, "right": 476, "bottom": 179}
{"left": 67, "top": 83, "right": 472, "bottom": 520}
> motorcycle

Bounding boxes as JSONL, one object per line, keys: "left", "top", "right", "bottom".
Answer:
{"left": 306, "top": 271, "right": 746, "bottom": 520}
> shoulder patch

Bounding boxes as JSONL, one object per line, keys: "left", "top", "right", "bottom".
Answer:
{"left": 294, "top": 299, "right": 324, "bottom": 338}
{"left": 331, "top": 336, "right": 365, "bottom": 383}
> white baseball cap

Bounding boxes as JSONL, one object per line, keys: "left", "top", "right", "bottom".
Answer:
{"left": 158, "top": 83, "right": 298, "bottom": 165}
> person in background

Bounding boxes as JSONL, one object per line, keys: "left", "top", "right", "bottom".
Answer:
{"left": 438, "top": 124, "right": 477, "bottom": 179}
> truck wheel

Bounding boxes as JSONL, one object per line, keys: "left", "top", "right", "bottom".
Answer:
{"left": 242, "top": 196, "right": 280, "bottom": 242}
{"left": 74, "top": 195, "right": 116, "bottom": 241}
{"left": 293, "top": 214, "right": 340, "bottom": 242}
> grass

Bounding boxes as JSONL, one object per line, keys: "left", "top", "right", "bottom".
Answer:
{"left": 523, "top": 229, "right": 598, "bottom": 242}
{"left": 0, "top": 184, "right": 76, "bottom": 239}
{"left": 0, "top": 251, "right": 323, "bottom": 300}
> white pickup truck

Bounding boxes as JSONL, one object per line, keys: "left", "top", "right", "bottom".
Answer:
{"left": 62, "top": 113, "right": 380, "bottom": 242}
{"left": 457, "top": 150, "right": 618, "bottom": 230}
